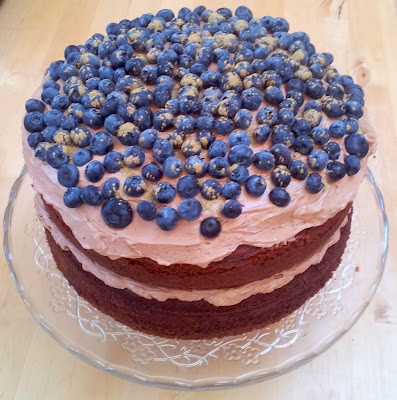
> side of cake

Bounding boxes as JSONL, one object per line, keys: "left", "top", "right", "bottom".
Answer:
{"left": 22, "top": 6, "right": 375, "bottom": 339}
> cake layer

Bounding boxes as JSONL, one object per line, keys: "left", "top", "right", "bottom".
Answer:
{"left": 38, "top": 194, "right": 351, "bottom": 290}
{"left": 37, "top": 191, "right": 349, "bottom": 305}
{"left": 45, "top": 214, "right": 351, "bottom": 339}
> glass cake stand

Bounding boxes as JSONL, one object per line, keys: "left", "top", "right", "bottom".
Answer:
{"left": 3, "top": 167, "right": 388, "bottom": 391}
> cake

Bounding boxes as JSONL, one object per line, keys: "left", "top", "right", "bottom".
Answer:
{"left": 22, "top": 6, "right": 376, "bottom": 339}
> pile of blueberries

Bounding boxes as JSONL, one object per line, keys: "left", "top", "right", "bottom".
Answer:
{"left": 24, "top": 6, "right": 370, "bottom": 238}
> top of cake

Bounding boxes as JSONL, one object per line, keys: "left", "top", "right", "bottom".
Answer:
{"left": 22, "top": 6, "right": 375, "bottom": 266}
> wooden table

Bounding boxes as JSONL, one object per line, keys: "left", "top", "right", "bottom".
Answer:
{"left": 0, "top": 0, "right": 396, "bottom": 398}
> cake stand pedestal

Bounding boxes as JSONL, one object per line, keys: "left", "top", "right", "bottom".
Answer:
{"left": 3, "top": 167, "right": 388, "bottom": 390}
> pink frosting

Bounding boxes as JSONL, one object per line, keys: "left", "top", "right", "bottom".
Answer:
{"left": 23, "top": 82, "right": 376, "bottom": 267}
{"left": 36, "top": 193, "right": 348, "bottom": 306}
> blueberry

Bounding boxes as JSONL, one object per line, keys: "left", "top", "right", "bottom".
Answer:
{"left": 345, "top": 100, "right": 364, "bottom": 119}
{"left": 253, "top": 150, "right": 274, "bottom": 171}
{"left": 220, "top": 72, "right": 243, "bottom": 92}
{"left": 138, "top": 129, "right": 158, "bottom": 149}
{"left": 269, "top": 187, "right": 290, "bottom": 207}
{"left": 24, "top": 111, "right": 46, "bottom": 133}
{"left": 245, "top": 175, "right": 266, "bottom": 197}
{"left": 142, "top": 162, "right": 163, "bottom": 182}
{"left": 184, "top": 156, "right": 207, "bottom": 178}
{"left": 177, "top": 198, "right": 202, "bottom": 221}
{"left": 310, "top": 126, "right": 330, "bottom": 145}
{"left": 294, "top": 135, "right": 315, "bottom": 155}
{"left": 270, "top": 125, "right": 294, "bottom": 147}
{"left": 200, "top": 96, "right": 219, "bottom": 115}
{"left": 157, "top": 207, "right": 179, "bottom": 231}
{"left": 43, "top": 109, "right": 63, "bottom": 128}
{"left": 279, "top": 98, "right": 299, "bottom": 114}
{"left": 328, "top": 121, "right": 346, "bottom": 139}
{"left": 103, "top": 114, "right": 124, "bottom": 136}
{"left": 343, "top": 118, "right": 359, "bottom": 134}
{"left": 34, "top": 142, "right": 49, "bottom": 161}
{"left": 102, "top": 178, "right": 120, "bottom": 199}
{"left": 228, "top": 130, "right": 251, "bottom": 147}
{"left": 262, "top": 70, "right": 282, "bottom": 88}
{"left": 61, "top": 117, "right": 78, "bottom": 131}
{"left": 42, "top": 126, "right": 57, "bottom": 142}
{"left": 152, "top": 139, "right": 174, "bottom": 163}
{"left": 322, "top": 97, "right": 346, "bottom": 118}
{"left": 200, "top": 217, "right": 221, "bottom": 238}
{"left": 25, "top": 99, "right": 45, "bottom": 113}
{"left": 305, "top": 78, "right": 325, "bottom": 99}
{"left": 41, "top": 88, "right": 59, "bottom": 104}
{"left": 45, "top": 144, "right": 69, "bottom": 169}
{"left": 271, "top": 165, "right": 291, "bottom": 187}
{"left": 208, "top": 140, "right": 227, "bottom": 159}
{"left": 228, "top": 164, "right": 249, "bottom": 184}
{"left": 165, "top": 98, "right": 180, "bottom": 115}
{"left": 227, "top": 145, "right": 253, "bottom": 167}
{"left": 214, "top": 117, "right": 234, "bottom": 135}
{"left": 343, "top": 155, "right": 360, "bottom": 176}
{"left": 101, "top": 198, "right": 133, "bottom": 228}
{"left": 102, "top": 151, "right": 123, "bottom": 173}
{"left": 201, "top": 71, "right": 220, "bottom": 88}
{"left": 287, "top": 78, "right": 306, "bottom": 93}
{"left": 288, "top": 159, "right": 307, "bottom": 180}
{"left": 83, "top": 108, "right": 104, "bottom": 129}
{"left": 198, "top": 179, "right": 221, "bottom": 200}
{"left": 85, "top": 160, "right": 104, "bottom": 182}
{"left": 278, "top": 108, "right": 295, "bottom": 127}
{"left": 235, "top": 6, "right": 253, "bottom": 21}
{"left": 264, "top": 86, "right": 284, "bottom": 105}
{"left": 81, "top": 185, "right": 103, "bottom": 205}
{"left": 57, "top": 164, "right": 79, "bottom": 188}
{"left": 326, "top": 161, "right": 347, "bottom": 182}
{"left": 306, "top": 173, "right": 323, "bottom": 194}
{"left": 27, "top": 132, "right": 44, "bottom": 149}
{"left": 51, "top": 94, "right": 69, "bottom": 111}
{"left": 287, "top": 90, "right": 304, "bottom": 107}
{"left": 63, "top": 187, "right": 83, "bottom": 208}
{"left": 271, "top": 144, "right": 291, "bottom": 166}
{"left": 321, "top": 142, "right": 340, "bottom": 160}
{"left": 161, "top": 156, "right": 183, "bottom": 178}
{"left": 256, "top": 106, "right": 278, "bottom": 126}
{"left": 90, "top": 131, "right": 114, "bottom": 155}
{"left": 52, "top": 129, "right": 71, "bottom": 146}
{"left": 71, "top": 149, "right": 91, "bottom": 167}
{"left": 136, "top": 200, "right": 157, "bottom": 221}
{"left": 152, "top": 110, "right": 174, "bottom": 132}
{"left": 220, "top": 181, "right": 241, "bottom": 200}
{"left": 308, "top": 149, "right": 329, "bottom": 170}
{"left": 195, "top": 114, "right": 213, "bottom": 132}
{"left": 123, "top": 175, "right": 147, "bottom": 197}
{"left": 42, "top": 80, "right": 60, "bottom": 91}
{"left": 174, "top": 115, "right": 196, "bottom": 134}
{"left": 133, "top": 107, "right": 153, "bottom": 131}
{"left": 344, "top": 133, "right": 369, "bottom": 158}
{"left": 292, "top": 118, "right": 311, "bottom": 136}
{"left": 233, "top": 109, "right": 252, "bottom": 129}
{"left": 152, "top": 182, "right": 176, "bottom": 204}
{"left": 208, "top": 157, "right": 229, "bottom": 179}
{"left": 177, "top": 175, "right": 200, "bottom": 198}
{"left": 220, "top": 199, "right": 242, "bottom": 219}
{"left": 304, "top": 100, "right": 322, "bottom": 113}
{"left": 240, "top": 87, "right": 262, "bottom": 111}
{"left": 140, "top": 64, "right": 158, "bottom": 84}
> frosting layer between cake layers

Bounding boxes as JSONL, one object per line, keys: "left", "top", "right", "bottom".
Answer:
{"left": 36, "top": 193, "right": 349, "bottom": 306}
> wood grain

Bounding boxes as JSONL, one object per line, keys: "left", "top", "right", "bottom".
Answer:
{"left": 0, "top": 0, "right": 396, "bottom": 398}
